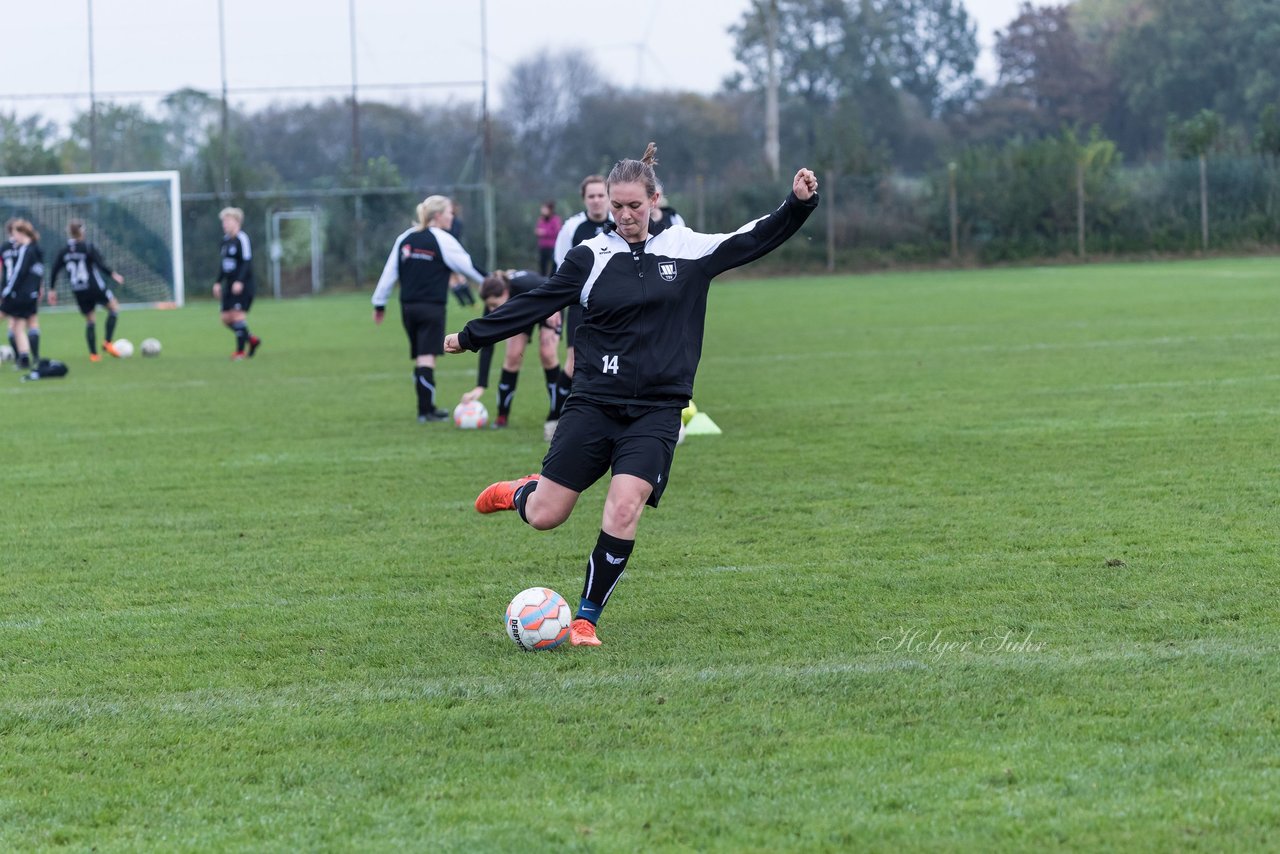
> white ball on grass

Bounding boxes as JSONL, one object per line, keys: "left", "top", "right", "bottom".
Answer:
{"left": 453, "top": 400, "right": 489, "bottom": 429}
{"left": 505, "top": 587, "right": 571, "bottom": 650}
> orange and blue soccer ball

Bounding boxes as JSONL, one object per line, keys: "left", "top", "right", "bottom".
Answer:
{"left": 505, "top": 587, "right": 571, "bottom": 651}
{"left": 453, "top": 400, "right": 489, "bottom": 429}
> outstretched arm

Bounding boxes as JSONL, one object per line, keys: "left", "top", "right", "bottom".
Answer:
{"left": 693, "top": 168, "right": 821, "bottom": 279}
{"left": 371, "top": 232, "right": 408, "bottom": 323}
{"left": 446, "top": 249, "right": 589, "bottom": 354}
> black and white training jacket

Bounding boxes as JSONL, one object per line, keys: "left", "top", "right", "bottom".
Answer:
{"left": 1, "top": 239, "right": 17, "bottom": 281}
{"left": 652, "top": 206, "right": 686, "bottom": 233}
{"left": 218, "top": 230, "right": 254, "bottom": 292}
{"left": 2, "top": 241, "right": 44, "bottom": 302}
{"left": 372, "top": 226, "right": 484, "bottom": 309}
{"left": 552, "top": 211, "right": 611, "bottom": 268}
{"left": 458, "top": 191, "right": 819, "bottom": 406}
{"left": 49, "top": 240, "right": 116, "bottom": 293}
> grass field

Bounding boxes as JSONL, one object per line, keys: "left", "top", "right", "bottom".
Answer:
{"left": 3, "top": 258, "right": 1279, "bottom": 851}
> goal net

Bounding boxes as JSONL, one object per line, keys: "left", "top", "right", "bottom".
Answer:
{"left": 0, "top": 170, "right": 185, "bottom": 308}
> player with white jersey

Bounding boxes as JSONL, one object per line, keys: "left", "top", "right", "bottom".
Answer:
{"left": 47, "top": 219, "right": 126, "bottom": 361}
{"left": 372, "top": 195, "right": 486, "bottom": 423}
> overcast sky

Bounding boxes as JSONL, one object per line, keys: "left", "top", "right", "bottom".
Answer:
{"left": 2, "top": 0, "right": 1038, "bottom": 126}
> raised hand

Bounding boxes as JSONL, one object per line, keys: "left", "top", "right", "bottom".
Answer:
{"left": 793, "top": 168, "right": 818, "bottom": 201}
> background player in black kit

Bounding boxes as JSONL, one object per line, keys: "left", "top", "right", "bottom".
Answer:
{"left": 1, "top": 219, "right": 46, "bottom": 371}
{"left": 372, "top": 195, "right": 485, "bottom": 422}
{"left": 446, "top": 201, "right": 478, "bottom": 307}
{"left": 547, "top": 174, "right": 611, "bottom": 441}
{"left": 446, "top": 144, "right": 819, "bottom": 646}
{"left": 213, "top": 207, "right": 262, "bottom": 360}
{"left": 2, "top": 219, "right": 20, "bottom": 356}
{"left": 649, "top": 180, "right": 686, "bottom": 232}
{"left": 459, "top": 270, "right": 564, "bottom": 429}
{"left": 47, "top": 219, "right": 126, "bottom": 361}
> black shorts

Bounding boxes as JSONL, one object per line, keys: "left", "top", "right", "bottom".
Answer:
{"left": 0, "top": 296, "right": 38, "bottom": 319}
{"left": 540, "top": 396, "right": 682, "bottom": 508}
{"left": 221, "top": 288, "right": 255, "bottom": 313}
{"left": 75, "top": 288, "right": 115, "bottom": 314}
{"left": 519, "top": 312, "right": 562, "bottom": 341}
{"left": 565, "top": 303, "right": 583, "bottom": 348}
{"left": 401, "top": 302, "right": 446, "bottom": 359}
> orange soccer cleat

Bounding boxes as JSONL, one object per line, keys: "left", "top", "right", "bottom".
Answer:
{"left": 473, "top": 473, "right": 539, "bottom": 514}
{"left": 570, "top": 618, "right": 602, "bottom": 647}
{"left": 89, "top": 353, "right": 102, "bottom": 362}
{"left": 102, "top": 340, "right": 120, "bottom": 358}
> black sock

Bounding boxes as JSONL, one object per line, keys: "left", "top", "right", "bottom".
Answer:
{"left": 85, "top": 322, "right": 97, "bottom": 355}
{"left": 28, "top": 330, "right": 40, "bottom": 361}
{"left": 513, "top": 478, "right": 538, "bottom": 524}
{"left": 7, "top": 332, "right": 14, "bottom": 353}
{"left": 105, "top": 312, "right": 118, "bottom": 342}
{"left": 414, "top": 366, "right": 436, "bottom": 416}
{"left": 544, "top": 366, "right": 562, "bottom": 418}
{"left": 553, "top": 369, "right": 573, "bottom": 419}
{"left": 497, "top": 369, "right": 519, "bottom": 419}
{"left": 231, "top": 321, "right": 249, "bottom": 353}
{"left": 577, "top": 530, "right": 635, "bottom": 625}
{"left": 451, "top": 283, "right": 475, "bottom": 306}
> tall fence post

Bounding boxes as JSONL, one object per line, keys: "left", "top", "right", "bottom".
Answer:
{"left": 1077, "top": 159, "right": 1086, "bottom": 258}
{"left": 948, "top": 162, "right": 958, "bottom": 263}
{"left": 695, "top": 174, "right": 705, "bottom": 232}
{"left": 354, "top": 193, "right": 364, "bottom": 287}
{"left": 1199, "top": 153, "right": 1209, "bottom": 252}
{"left": 825, "top": 172, "right": 836, "bottom": 273}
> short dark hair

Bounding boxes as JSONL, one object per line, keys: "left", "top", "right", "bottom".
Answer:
{"left": 580, "top": 174, "right": 606, "bottom": 197}
{"left": 479, "top": 272, "right": 509, "bottom": 301}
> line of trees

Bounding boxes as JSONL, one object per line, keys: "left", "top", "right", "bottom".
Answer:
{"left": 2, "top": 0, "right": 1278, "bottom": 286}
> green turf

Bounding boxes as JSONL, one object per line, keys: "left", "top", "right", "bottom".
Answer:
{"left": 3, "top": 258, "right": 1279, "bottom": 851}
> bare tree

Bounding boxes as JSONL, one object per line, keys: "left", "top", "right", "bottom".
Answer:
{"left": 500, "top": 50, "right": 606, "bottom": 189}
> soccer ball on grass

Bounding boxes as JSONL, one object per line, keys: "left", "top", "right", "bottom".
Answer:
{"left": 505, "top": 587, "right": 571, "bottom": 651}
{"left": 141, "top": 338, "right": 162, "bottom": 357}
{"left": 453, "top": 400, "right": 489, "bottom": 429}
{"left": 0, "top": 344, "right": 14, "bottom": 363}
{"left": 113, "top": 338, "right": 135, "bottom": 358}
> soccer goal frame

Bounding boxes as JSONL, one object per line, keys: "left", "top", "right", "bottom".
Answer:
{"left": 0, "top": 170, "right": 185, "bottom": 308}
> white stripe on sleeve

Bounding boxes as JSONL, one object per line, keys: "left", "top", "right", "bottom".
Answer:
{"left": 371, "top": 228, "right": 413, "bottom": 307}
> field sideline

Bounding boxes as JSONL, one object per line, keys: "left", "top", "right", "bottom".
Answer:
{"left": 3, "top": 258, "right": 1279, "bottom": 850}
